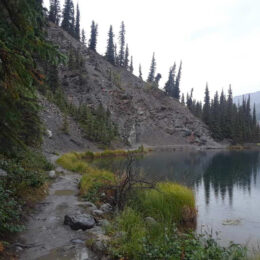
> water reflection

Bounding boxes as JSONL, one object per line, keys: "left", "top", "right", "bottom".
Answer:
{"left": 200, "top": 151, "right": 260, "bottom": 206}
{"left": 92, "top": 149, "right": 260, "bottom": 246}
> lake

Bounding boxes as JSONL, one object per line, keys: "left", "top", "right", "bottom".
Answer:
{"left": 93, "top": 150, "right": 260, "bottom": 247}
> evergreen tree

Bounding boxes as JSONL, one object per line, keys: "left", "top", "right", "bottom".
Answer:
{"left": 75, "top": 3, "right": 80, "bottom": 40}
{"left": 118, "top": 21, "right": 126, "bottom": 66}
{"left": 181, "top": 93, "right": 185, "bottom": 104}
{"left": 89, "top": 21, "right": 98, "bottom": 51}
{"left": 203, "top": 83, "right": 210, "bottom": 125}
{"left": 139, "top": 64, "right": 143, "bottom": 80}
{"left": 147, "top": 53, "right": 156, "bottom": 83}
{"left": 154, "top": 73, "right": 162, "bottom": 87}
{"left": 130, "top": 56, "right": 134, "bottom": 73}
{"left": 253, "top": 104, "right": 257, "bottom": 126}
{"left": 105, "top": 25, "right": 115, "bottom": 65}
{"left": 0, "top": 0, "right": 63, "bottom": 151}
{"left": 164, "top": 64, "right": 176, "bottom": 96}
{"left": 124, "top": 44, "right": 129, "bottom": 68}
{"left": 173, "top": 61, "right": 182, "bottom": 100}
{"left": 114, "top": 44, "right": 119, "bottom": 65}
{"left": 61, "top": 0, "right": 75, "bottom": 36}
{"left": 81, "top": 29, "right": 86, "bottom": 45}
{"left": 49, "top": 0, "right": 61, "bottom": 24}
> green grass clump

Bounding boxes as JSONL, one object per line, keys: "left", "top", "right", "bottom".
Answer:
{"left": 56, "top": 152, "right": 89, "bottom": 173}
{"left": 132, "top": 182, "right": 195, "bottom": 224}
{"left": 56, "top": 152, "right": 115, "bottom": 202}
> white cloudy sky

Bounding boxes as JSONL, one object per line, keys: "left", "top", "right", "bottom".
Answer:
{"left": 43, "top": 0, "right": 260, "bottom": 100}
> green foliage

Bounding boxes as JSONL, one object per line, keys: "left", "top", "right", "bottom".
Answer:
{"left": 105, "top": 25, "right": 115, "bottom": 65}
{"left": 0, "top": 151, "right": 51, "bottom": 235}
{"left": 89, "top": 21, "right": 98, "bottom": 51}
{"left": 188, "top": 85, "right": 260, "bottom": 143}
{"left": 131, "top": 182, "right": 195, "bottom": 224}
{"left": 46, "top": 87, "right": 118, "bottom": 145}
{"left": 109, "top": 208, "right": 246, "bottom": 260}
{"left": 0, "top": 0, "right": 63, "bottom": 153}
{"left": 56, "top": 152, "right": 114, "bottom": 202}
{"left": 147, "top": 53, "right": 156, "bottom": 83}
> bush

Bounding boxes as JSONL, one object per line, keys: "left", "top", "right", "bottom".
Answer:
{"left": 0, "top": 150, "right": 50, "bottom": 235}
{"left": 109, "top": 207, "right": 246, "bottom": 260}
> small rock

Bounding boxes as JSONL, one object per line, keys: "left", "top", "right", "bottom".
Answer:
{"left": 98, "top": 219, "right": 111, "bottom": 228}
{"left": 100, "top": 203, "right": 112, "bottom": 213}
{"left": 46, "top": 129, "right": 52, "bottom": 138}
{"left": 56, "top": 167, "right": 64, "bottom": 173}
{"left": 145, "top": 216, "right": 157, "bottom": 225}
{"left": 92, "top": 209, "right": 104, "bottom": 217}
{"left": 49, "top": 170, "right": 56, "bottom": 178}
{"left": 0, "top": 168, "right": 7, "bottom": 177}
{"left": 15, "top": 246, "right": 23, "bottom": 252}
{"left": 86, "top": 228, "right": 110, "bottom": 254}
{"left": 64, "top": 214, "right": 95, "bottom": 230}
{"left": 70, "top": 239, "right": 85, "bottom": 244}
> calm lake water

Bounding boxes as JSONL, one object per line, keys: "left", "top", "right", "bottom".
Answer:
{"left": 93, "top": 150, "right": 260, "bottom": 247}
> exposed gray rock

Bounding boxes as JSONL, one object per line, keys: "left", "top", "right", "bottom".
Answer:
{"left": 49, "top": 170, "right": 56, "bottom": 178}
{"left": 55, "top": 167, "right": 64, "bottom": 173}
{"left": 70, "top": 238, "right": 85, "bottom": 244}
{"left": 86, "top": 227, "right": 110, "bottom": 254}
{"left": 92, "top": 209, "right": 104, "bottom": 217}
{"left": 46, "top": 129, "right": 53, "bottom": 138}
{"left": 100, "top": 203, "right": 112, "bottom": 213}
{"left": 0, "top": 168, "right": 7, "bottom": 177}
{"left": 97, "top": 219, "right": 111, "bottom": 228}
{"left": 41, "top": 23, "right": 222, "bottom": 154}
{"left": 64, "top": 214, "right": 95, "bottom": 230}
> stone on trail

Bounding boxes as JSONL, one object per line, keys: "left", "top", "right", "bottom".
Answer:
{"left": 100, "top": 203, "right": 112, "bottom": 213}
{"left": 64, "top": 214, "right": 95, "bottom": 230}
{"left": 48, "top": 170, "right": 56, "bottom": 178}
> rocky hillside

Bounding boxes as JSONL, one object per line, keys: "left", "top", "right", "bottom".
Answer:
{"left": 42, "top": 23, "right": 220, "bottom": 153}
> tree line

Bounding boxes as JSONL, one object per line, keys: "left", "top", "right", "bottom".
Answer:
{"left": 186, "top": 85, "right": 259, "bottom": 143}
{"left": 47, "top": 0, "right": 183, "bottom": 93}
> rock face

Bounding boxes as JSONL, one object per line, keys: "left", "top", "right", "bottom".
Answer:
{"left": 45, "top": 23, "right": 220, "bottom": 149}
{"left": 64, "top": 214, "right": 95, "bottom": 230}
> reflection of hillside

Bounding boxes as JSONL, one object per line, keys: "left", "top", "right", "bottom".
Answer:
{"left": 201, "top": 151, "right": 260, "bottom": 205}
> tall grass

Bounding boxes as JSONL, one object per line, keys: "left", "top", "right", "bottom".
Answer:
{"left": 131, "top": 182, "right": 195, "bottom": 224}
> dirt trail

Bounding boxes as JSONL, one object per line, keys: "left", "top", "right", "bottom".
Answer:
{"left": 17, "top": 164, "right": 98, "bottom": 260}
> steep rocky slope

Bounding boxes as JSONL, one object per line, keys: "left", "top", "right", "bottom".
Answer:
{"left": 43, "top": 23, "right": 220, "bottom": 151}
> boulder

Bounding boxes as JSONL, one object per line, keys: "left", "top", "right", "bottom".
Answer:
{"left": 64, "top": 214, "right": 95, "bottom": 230}
{"left": 49, "top": 170, "right": 56, "bottom": 178}
{"left": 92, "top": 209, "right": 104, "bottom": 217}
{"left": 100, "top": 203, "right": 112, "bottom": 213}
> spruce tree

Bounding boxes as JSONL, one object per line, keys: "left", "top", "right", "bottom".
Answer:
{"left": 164, "top": 64, "right": 176, "bottom": 96}
{"left": 124, "top": 44, "right": 129, "bottom": 69}
{"left": 61, "top": 0, "right": 74, "bottom": 36}
{"left": 203, "top": 83, "right": 210, "bottom": 125}
{"left": 75, "top": 3, "right": 80, "bottom": 40}
{"left": 118, "top": 21, "right": 126, "bottom": 66}
{"left": 173, "top": 61, "right": 182, "bottom": 100}
{"left": 49, "top": 0, "right": 61, "bottom": 25}
{"left": 155, "top": 73, "right": 162, "bottom": 87}
{"left": 89, "top": 21, "right": 98, "bottom": 51}
{"left": 139, "top": 64, "right": 143, "bottom": 80}
{"left": 181, "top": 93, "right": 185, "bottom": 104}
{"left": 147, "top": 53, "right": 156, "bottom": 83}
{"left": 105, "top": 25, "right": 115, "bottom": 65}
{"left": 81, "top": 29, "right": 86, "bottom": 45}
{"left": 130, "top": 56, "right": 134, "bottom": 73}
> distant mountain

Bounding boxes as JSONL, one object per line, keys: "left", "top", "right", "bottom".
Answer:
{"left": 234, "top": 91, "right": 260, "bottom": 121}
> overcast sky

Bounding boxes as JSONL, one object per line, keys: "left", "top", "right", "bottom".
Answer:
{"left": 43, "top": 0, "right": 260, "bottom": 101}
